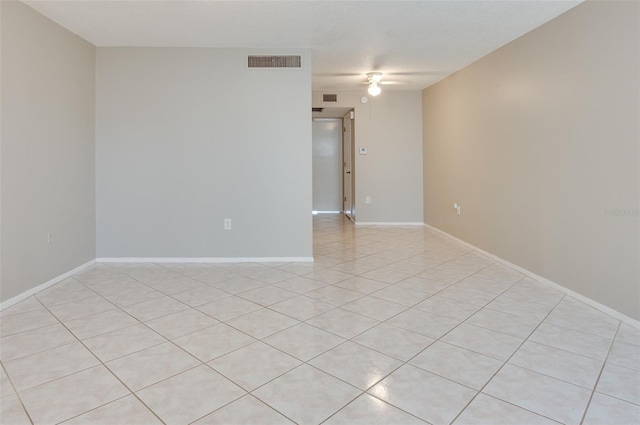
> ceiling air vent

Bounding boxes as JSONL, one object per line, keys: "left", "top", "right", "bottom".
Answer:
{"left": 248, "top": 55, "right": 301, "bottom": 68}
{"left": 323, "top": 94, "right": 337, "bottom": 102}
{"left": 312, "top": 108, "right": 325, "bottom": 113}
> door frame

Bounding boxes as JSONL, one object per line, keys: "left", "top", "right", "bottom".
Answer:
{"left": 342, "top": 110, "right": 355, "bottom": 221}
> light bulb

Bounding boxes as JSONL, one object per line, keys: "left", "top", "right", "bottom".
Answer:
{"left": 368, "top": 82, "right": 381, "bottom": 96}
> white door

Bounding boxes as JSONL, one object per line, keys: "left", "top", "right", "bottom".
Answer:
{"left": 343, "top": 111, "right": 354, "bottom": 220}
{"left": 312, "top": 119, "right": 342, "bottom": 212}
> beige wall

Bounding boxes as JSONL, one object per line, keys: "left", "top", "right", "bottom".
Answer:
{"left": 1, "top": 1, "right": 96, "bottom": 302}
{"left": 96, "top": 48, "right": 312, "bottom": 259}
{"left": 312, "top": 90, "right": 423, "bottom": 223}
{"left": 422, "top": 1, "right": 639, "bottom": 319}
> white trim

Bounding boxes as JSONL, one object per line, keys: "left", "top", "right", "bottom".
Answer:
{"left": 96, "top": 257, "right": 315, "bottom": 264}
{"left": 424, "top": 223, "right": 640, "bottom": 329}
{"left": 0, "top": 259, "right": 96, "bottom": 311}
{"left": 356, "top": 222, "right": 425, "bottom": 226}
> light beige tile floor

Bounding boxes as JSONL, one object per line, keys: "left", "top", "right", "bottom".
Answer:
{"left": 1, "top": 214, "right": 639, "bottom": 424}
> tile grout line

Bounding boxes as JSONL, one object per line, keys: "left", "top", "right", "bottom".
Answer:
{"left": 1, "top": 350, "right": 36, "bottom": 425}
{"left": 57, "top": 394, "right": 135, "bottom": 425}
{"left": 578, "top": 321, "right": 621, "bottom": 425}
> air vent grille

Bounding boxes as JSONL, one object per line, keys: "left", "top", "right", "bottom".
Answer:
{"left": 323, "top": 94, "right": 337, "bottom": 102}
{"left": 248, "top": 55, "right": 301, "bottom": 68}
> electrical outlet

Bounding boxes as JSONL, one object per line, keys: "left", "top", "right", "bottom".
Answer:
{"left": 47, "top": 231, "right": 54, "bottom": 244}
{"left": 365, "top": 196, "right": 371, "bottom": 204}
{"left": 224, "top": 218, "right": 232, "bottom": 230}
{"left": 453, "top": 203, "right": 461, "bottom": 215}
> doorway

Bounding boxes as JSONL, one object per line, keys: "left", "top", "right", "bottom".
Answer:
{"left": 311, "top": 107, "right": 356, "bottom": 220}
{"left": 312, "top": 118, "right": 342, "bottom": 212}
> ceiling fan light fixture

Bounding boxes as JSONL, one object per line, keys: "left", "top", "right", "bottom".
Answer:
{"left": 366, "top": 72, "right": 383, "bottom": 96}
{"left": 368, "top": 82, "right": 381, "bottom": 96}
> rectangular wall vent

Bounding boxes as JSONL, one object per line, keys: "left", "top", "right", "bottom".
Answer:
{"left": 323, "top": 94, "right": 338, "bottom": 102}
{"left": 248, "top": 55, "right": 301, "bottom": 68}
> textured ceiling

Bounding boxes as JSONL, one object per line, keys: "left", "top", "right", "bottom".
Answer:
{"left": 23, "top": 0, "right": 582, "bottom": 91}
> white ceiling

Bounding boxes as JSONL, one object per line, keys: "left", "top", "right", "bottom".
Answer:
{"left": 23, "top": 0, "right": 582, "bottom": 91}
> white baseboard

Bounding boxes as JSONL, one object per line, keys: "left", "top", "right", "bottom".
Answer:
{"left": 424, "top": 223, "right": 640, "bottom": 329}
{"left": 96, "top": 257, "right": 315, "bottom": 264}
{"left": 356, "top": 222, "right": 425, "bottom": 226}
{"left": 0, "top": 259, "right": 96, "bottom": 311}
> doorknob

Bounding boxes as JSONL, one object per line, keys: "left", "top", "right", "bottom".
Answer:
{"left": 346, "top": 171, "right": 351, "bottom": 174}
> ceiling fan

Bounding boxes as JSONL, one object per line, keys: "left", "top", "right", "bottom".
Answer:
{"left": 314, "top": 70, "right": 447, "bottom": 92}
{"left": 364, "top": 72, "right": 427, "bottom": 95}
{"left": 317, "top": 70, "right": 442, "bottom": 82}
